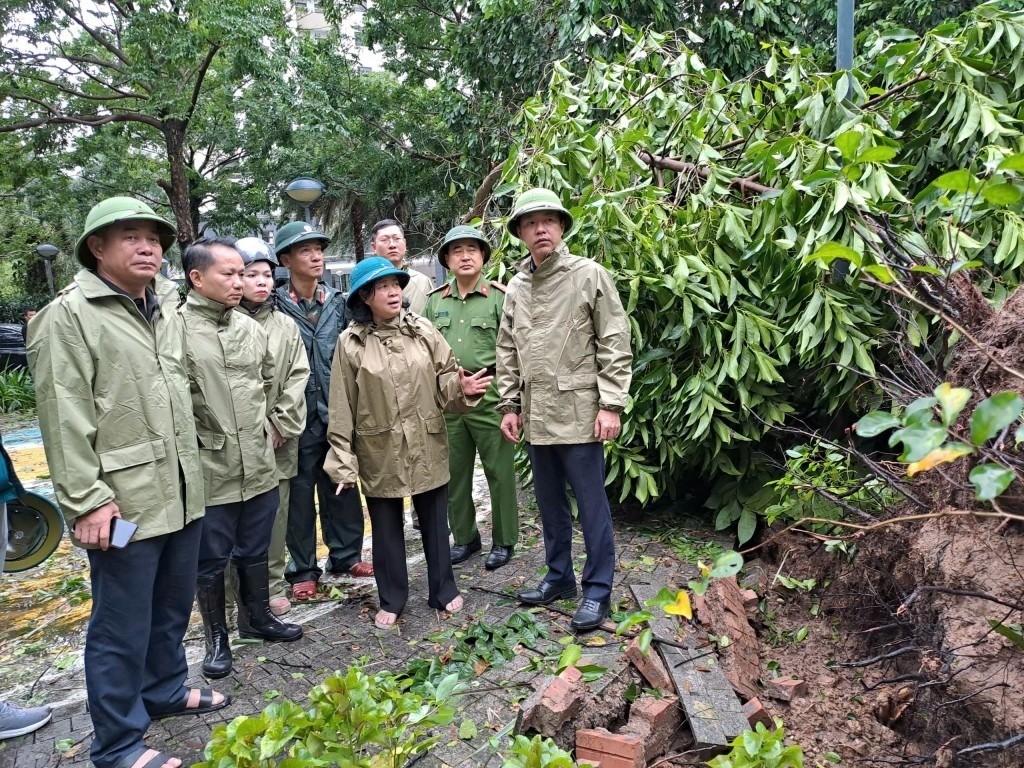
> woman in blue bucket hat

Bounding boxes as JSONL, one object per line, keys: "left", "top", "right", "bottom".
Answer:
{"left": 323, "top": 257, "right": 493, "bottom": 629}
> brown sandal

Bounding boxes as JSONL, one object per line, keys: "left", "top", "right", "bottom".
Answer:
{"left": 292, "top": 580, "right": 318, "bottom": 601}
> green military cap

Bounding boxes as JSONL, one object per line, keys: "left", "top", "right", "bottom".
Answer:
{"left": 506, "top": 187, "right": 574, "bottom": 239}
{"left": 437, "top": 225, "right": 492, "bottom": 269}
{"left": 274, "top": 221, "right": 331, "bottom": 256}
{"left": 75, "top": 197, "right": 177, "bottom": 269}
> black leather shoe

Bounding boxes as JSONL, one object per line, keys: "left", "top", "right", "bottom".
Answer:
{"left": 484, "top": 545, "right": 514, "bottom": 571}
{"left": 570, "top": 598, "right": 610, "bottom": 633}
{"left": 450, "top": 534, "right": 482, "bottom": 565}
{"left": 517, "top": 580, "right": 578, "bottom": 606}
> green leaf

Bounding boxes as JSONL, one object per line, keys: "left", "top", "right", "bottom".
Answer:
{"left": 854, "top": 145, "right": 898, "bottom": 163}
{"left": 934, "top": 383, "right": 971, "bottom": 427}
{"left": 988, "top": 620, "right": 1024, "bottom": 650}
{"left": 889, "top": 424, "right": 947, "bottom": 462}
{"left": 809, "top": 241, "right": 861, "bottom": 268}
{"left": 834, "top": 131, "right": 861, "bottom": 161}
{"left": 638, "top": 627, "right": 653, "bottom": 654}
{"left": 970, "top": 392, "right": 1024, "bottom": 444}
{"left": 709, "top": 550, "right": 744, "bottom": 579}
{"left": 969, "top": 464, "right": 1016, "bottom": 500}
{"left": 982, "top": 183, "right": 1022, "bottom": 206}
{"left": 737, "top": 508, "right": 757, "bottom": 545}
{"left": 998, "top": 154, "right": 1024, "bottom": 172}
{"left": 458, "top": 719, "right": 478, "bottom": 740}
{"left": 862, "top": 264, "right": 895, "bottom": 283}
{"left": 855, "top": 411, "right": 900, "bottom": 437}
{"left": 557, "top": 644, "right": 582, "bottom": 671}
{"left": 932, "top": 169, "right": 977, "bottom": 193}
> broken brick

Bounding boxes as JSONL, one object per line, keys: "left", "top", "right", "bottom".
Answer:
{"left": 742, "top": 697, "right": 774, "bottom": 730}
{"left": 576, "top": 728, "right": 644, "bottom": 768}
{"left": 625, "top": 637, "right": 672, "bottom": 691}
{"left": 764, "top": 677, "right": 808, "bottom": 702}
{"left": 694, "top": 577, "right": 762, "bottom": 700}
{"left": 741, "top": 589, "right": 759, "bottom": 610}
{"left": 515, "top": 669, "right": 586, "bottom": 735}
{"left": 622, "top": 694, "right": 682, "bottom": 762}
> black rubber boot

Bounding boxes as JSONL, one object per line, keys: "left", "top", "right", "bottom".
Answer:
{"left": 235, "top": 556, "right": 303, "bottom": 642}
{"left": 196, "top": 575, "right": 233, "bottom": 678}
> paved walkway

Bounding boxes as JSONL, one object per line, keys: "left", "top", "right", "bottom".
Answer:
{"left": 1, "top": 418, "right": 709, "bottom": 767}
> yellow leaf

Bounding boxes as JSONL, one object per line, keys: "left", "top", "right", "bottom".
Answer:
{"left": 585, "top": 635, "right": 607, "bottom": 646}
{"left": 663, "top": 590, "right": 693, "bottom": 619}
{"left": 906, "top": 445, "right": 973, "bottom": 476}
{"left": 697, "top": 561, "right": 712, "bottom": 578}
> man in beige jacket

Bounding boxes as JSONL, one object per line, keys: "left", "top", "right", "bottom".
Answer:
{"left": 496, "top": 188, "right": 632, "bottom": 633}
{"left": 29, "top": 197, "right": 226, "bottom": 768}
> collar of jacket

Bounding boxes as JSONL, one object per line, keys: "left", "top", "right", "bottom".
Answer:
{"left": 76, "top": 269, "right": 162, "bottom": 302}
{"left": 186, "top": 290, "right": 235, "bottom": 324}
{"left": 518, "top": 242, "right": 570, "bottom": 275}
{"left": 236, "top": 297, "right": 275, "bottom": 321}
{"left": 440, "top": 275, "right": 489, "bottom": 299}
{"left": 350, "top": 310, "right": 420, "bottom": 344}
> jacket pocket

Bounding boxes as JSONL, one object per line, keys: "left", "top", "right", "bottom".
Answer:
{"left": 470, "top": 316, "right": 497, "bottom": 358}
{"left": 196, "top": 431, "right": 226, "bottom": 450}
{"left": 354, "top": 425, "right": 392, "bottom": 488}
{"left": 98, "top": 438, "right": 168, "bottom": 510}
{"left": 555, "top": 373, "right": 599, "bottom": 427}
{"left": 423, "top": 414, "right": 445, "bottom": 434}
{"left": 433, "top": 316, "right": 452, "bottom": 329}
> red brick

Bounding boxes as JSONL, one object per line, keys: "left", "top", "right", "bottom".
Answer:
{"left": 576, "top": 729, "right": 645, "bottom": 768}
{"left": 764, "top": 677, "right": 808, "bottom": 702}
{"left": 742, "top": 697, "right": 774, "bottom": 729}
{"left": 625, "top": 637, "right": 673, "bottom": 691}
{"left": 516, "top": 671, "right": 586, "bottom": 735}
{"left": 559, "top": 665, "right": 583, "bottom": 684}
{"left": 630, "top": 694, "right": 681, "bottom": 737}
{"left": 741, "top": 589, "right": 759, "bottom": 609}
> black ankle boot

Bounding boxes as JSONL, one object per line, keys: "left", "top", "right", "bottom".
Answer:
{"left": 235, "top": 556, "right": 303, "bottom": 642}
{"left": 196, "top": 575, "right": 233, "bottom": 678}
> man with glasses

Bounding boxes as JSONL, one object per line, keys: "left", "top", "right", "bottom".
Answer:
{"left": 370, "top": 219, "right": 433, "bottom": 314}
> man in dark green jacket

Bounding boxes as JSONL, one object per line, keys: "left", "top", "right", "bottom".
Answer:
{"left": 274, "top": 221, "right": 372, "bottom": 601}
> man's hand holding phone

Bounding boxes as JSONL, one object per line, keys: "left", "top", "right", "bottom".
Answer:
{"left": 72, "top": 502, "right": 138, "bottom": 550}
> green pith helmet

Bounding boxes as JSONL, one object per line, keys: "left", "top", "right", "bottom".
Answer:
{"left": 75, "top": 197, "right": 177, "bottom": 269}
{"left": 506, "top": 187, "right": 574, "bottom": 239}
{"left": 274, "top": 221, "right": 331, "bottom": 256}
{"left": 437, "top": 225, "right": 492, "bottom": 269}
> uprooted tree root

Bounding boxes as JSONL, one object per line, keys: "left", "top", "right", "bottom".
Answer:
{"left": 757, "top": 517, "right": 1024, "bottom": 767}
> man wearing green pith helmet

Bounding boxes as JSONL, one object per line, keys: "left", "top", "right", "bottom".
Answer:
{"left": 28, "top": 197, "right": 228, "bottom": 768}
{"left": 424, "top": 225, "right": 518, "bottom": 570}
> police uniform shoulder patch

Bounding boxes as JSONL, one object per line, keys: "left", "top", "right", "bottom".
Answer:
{"left": 489, "top": 280, "right": 507, "bottom": 293}
{"left": 427, "top": 283, "right": 448, "bottom": 295}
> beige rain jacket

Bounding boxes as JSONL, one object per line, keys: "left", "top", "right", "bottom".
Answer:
{"left": 496, "top": 243, "right": 632, "bottom": 444}
{"left": 324, "top": 311, "right": 480, "bottom": 497}
{"left": 235, "top": 302, "right": 310, "bottom": 480}
{"left": 402, "top": 267, "right": 434, "bottom": 314}
{"left": 180, "top": 292, "right": 277, "bottom": 505}
{"left": 28, "top": 271, "right": 205, "bottom": 542}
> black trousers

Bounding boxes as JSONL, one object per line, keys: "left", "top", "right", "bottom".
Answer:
{"left": 366, "top": 485, "right": 458, "bottom": 614}
{"left": 285, "top": 436, "right": 365, "bottom": 583}
{"left": 526, "top": 442, "right": 616, "bottom": 603}
{"left": 198, "top": 487, "right": 279, "bottom": 579}
{"left": 85, "top": 520, "right": 202, "bottom": 768}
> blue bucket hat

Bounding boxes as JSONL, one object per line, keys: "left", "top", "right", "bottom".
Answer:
{"left": 347, "top": 256, "right": 411, "bottom": 308}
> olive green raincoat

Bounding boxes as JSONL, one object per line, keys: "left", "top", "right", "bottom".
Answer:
{"left": 180, "top": 292, "right": 277, "bottom": 505}
{"left": 496, "top": 243, "right": 632, "bottom": 444}
{"left": 28, "top": 271, "right": 205, "bottom": 542}
{"left": 235, "top": 302, "right": 310, "bottom": 480}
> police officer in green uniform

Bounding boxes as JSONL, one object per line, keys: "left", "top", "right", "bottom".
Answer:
{"left": 424, "top": 226, "right": 518, "bottom": 569}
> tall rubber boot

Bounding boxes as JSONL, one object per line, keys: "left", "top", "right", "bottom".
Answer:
{"left": 196, "top": 575, "right": 233, "bottom": 678}
{"left": 235, "top": 556, "right": 303, "bottom": 642}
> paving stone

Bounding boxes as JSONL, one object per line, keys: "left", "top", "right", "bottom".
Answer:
{"left": 631, "top": 584, "right": 748, "bottom": 752}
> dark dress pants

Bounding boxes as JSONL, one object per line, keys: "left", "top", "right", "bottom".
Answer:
{"left": 366, "top": 485, "right": 459, "bottom": 614}
{"left": 285, "top": 434, "right": 365, "bottom": 583}
{"left": 85, "top": 519, "right": 202, "bottom": 768}
{"left": 525, "top": 442, "right": 616, "bottom": 602}
{"left": 197, "top": 487, "right": 279, "bottom": 578}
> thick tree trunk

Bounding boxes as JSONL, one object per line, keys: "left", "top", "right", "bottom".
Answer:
{"left": 160, "top": 119, "right": 196, "bottom": 248}
{"left": 350, "top": 194, "right": 366, "bottom": 262}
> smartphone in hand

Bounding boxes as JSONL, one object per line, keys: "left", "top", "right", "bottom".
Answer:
{"left": 109, "top": 518, "right": 139, "bottom": 549}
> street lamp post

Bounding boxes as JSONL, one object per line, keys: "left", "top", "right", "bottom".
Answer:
{"left": 35, "top": 243, "right": 59, "bottom": 297}
{"left": 284, "top": 177, "right": 325, "bottom": 225}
